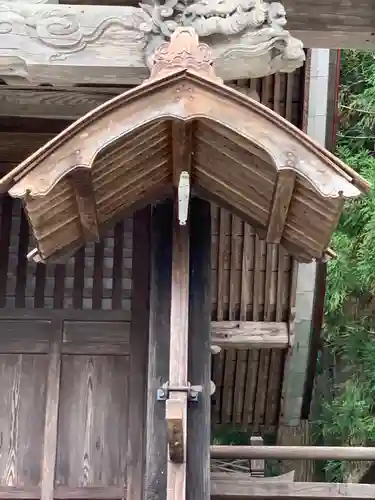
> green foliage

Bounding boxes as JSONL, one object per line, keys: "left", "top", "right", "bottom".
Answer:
{"left": 316, "top": 50, "right": 375, "bottom": 481}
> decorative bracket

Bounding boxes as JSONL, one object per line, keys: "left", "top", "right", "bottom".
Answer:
{"left": 178, "top": 171, "right": 190, "bottom": 226}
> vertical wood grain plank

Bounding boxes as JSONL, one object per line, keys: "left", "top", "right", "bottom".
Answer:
{"left": 112, "top": 221, "right": 124, "bottom": 310}
{"left": 73, "top": 248, "right": 85, "bottom": 309}
{"left": 15, "top": 209, "right": 29, "bottom": 308}
{"left": 145, "top": 201, "right": 172, "bottom": 500}
{"left": 34, "top": 263, "right": 46, "bottom": 309}
{"left": 41, "top": 323, "right": 62, "bottom": 500}
{"left": 53, "top": 265, "right": 66, "bottom": 309}
{"left": 92, "top": 239, "right": 104, "bottom": 310}
{"left": 187, "top": 198, "right": 211, "bottom": 500}
{"left": 167, "top": 208, "right": 189, "bottom": 500}
{"left": 0, "top": 196, "right": 12, "bottom": 307}
{"left": 127, "top": 208, "right": 150, "bottom": 500}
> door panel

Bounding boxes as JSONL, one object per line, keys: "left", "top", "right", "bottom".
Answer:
{"left": 56, "top": 355, "right": 129, "bottom": 488}
{"left": 0, "top": 317, "right": 130, "bottom": 499}
{"left": 0, "top": 354, "right": 48, "bottom": 487}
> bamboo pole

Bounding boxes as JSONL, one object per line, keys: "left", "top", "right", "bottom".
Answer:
{"left": 210, "top": 445, "right": 375, "bottom": 461}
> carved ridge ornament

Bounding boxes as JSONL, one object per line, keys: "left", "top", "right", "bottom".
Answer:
{"left": 145, "top": 28, "right": 222, "bottom": 83}
{"left": 0, "top": 0, "right": 304, "bottom": 84}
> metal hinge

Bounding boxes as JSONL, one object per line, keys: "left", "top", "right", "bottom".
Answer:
{"left": 157, "top": 381, "right": 202, "bottom": 402}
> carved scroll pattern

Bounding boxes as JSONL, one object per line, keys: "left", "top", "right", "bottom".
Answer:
{"left": 0, "top": 0, "right": 305, "bottom": 81}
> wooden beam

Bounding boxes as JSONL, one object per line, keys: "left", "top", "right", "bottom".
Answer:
{"left": 211, "top": 321, "right": 289, "bottom": 348}
{"left": 283, "top": 0, "right": 375, "bottom": 50}
{"left": 266, "top": 170, "right": 296, "bottom": 244}
{"left": 210, "top": 445, "right": 375, "bottom": 461}
{"left": 0, "top": 3, "right": 302, "bottom": 87}
{"left": 69, "top": 168, "right": 100, "bottom": 242}
{"left": 187, "top": 198, "right": 211, "bottom": 500}
{"left": 1, "top": 2, "right": 371, "bottom": 92}
{"left": 2, "top": 480, "right": 375, "bottom": 500}
{"left": 0, "top": 86, "right": 123, "bottom": 120}
{"left": 211, "top": 479, "right": 375, "bottom": 499}
{"left": 145, "top": 201, "right": 172, "bottom": 500}
{"left": 0, "top": 132, "right": 55, "bottom": 164}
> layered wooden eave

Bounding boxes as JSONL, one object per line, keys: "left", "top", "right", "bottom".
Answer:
{"left": 0, "top": 66, "right": 369, "bottom": 264}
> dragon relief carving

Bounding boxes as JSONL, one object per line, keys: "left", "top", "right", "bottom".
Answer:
{"left": 140, "top": 0, "right": 305, "bottom": 76}
{"left": 0, "top": 0, "right": 304, "bottom": 82}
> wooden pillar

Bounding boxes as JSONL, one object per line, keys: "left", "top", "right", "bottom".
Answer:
{"left": 187, "top": 198, "right": 211, "bottom": 500}
{"left": 127, "top": 208, "right": 151, "bottom": 500}
{"left": 145, "top": 201, "right": 173, "bottom": 500}
{"left": 145, "top": 197, "right": 211, "bottom": 500}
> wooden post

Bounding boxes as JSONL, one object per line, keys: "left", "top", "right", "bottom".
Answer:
{"left": 249, "top": 436, "right": 265, "bottom": 478}
{"left": 166, "top": 212, "right": 190, "bottom": 499}
{"left": 187, "top": 198, "right": 211, "bottom": 500}
{"left": 145, "top": 201, "right": 173, "bottom": 500}
{"left": 127, "top": 208, "right": 151, "bottom": 500}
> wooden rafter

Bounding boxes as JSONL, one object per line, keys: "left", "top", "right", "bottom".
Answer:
{"left": 266, "top": 170, "right": 296, "bottom": 243}
{"left": 69, "top": 169, "right": 100, "bottom": 243}
{"left": 0, "top": 28, "right": 368, "bottom": 266}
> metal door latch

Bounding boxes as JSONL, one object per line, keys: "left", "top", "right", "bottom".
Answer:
{"left": 157, "top": 381, "right": 202, "bottom": 402}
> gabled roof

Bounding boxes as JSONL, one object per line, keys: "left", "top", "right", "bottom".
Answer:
{"left": 0, "top": 28, "right": 369, "bottom": 263}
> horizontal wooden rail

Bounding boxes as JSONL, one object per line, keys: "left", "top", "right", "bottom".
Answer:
{"left": 1, "top": 480, "right": 375, "bottom": 500}
{"left": 210, "top": 445, "right": 375, "bottom": 461}
{"left": 0, "top": 308, "right": 289, "bottom": 350}
{"left": 212, "top": 480, "right": 375, "bottom": 499}
{"left": 211, "top": 321, "right": 288, "bottom": 348}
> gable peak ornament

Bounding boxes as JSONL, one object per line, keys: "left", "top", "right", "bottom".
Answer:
{"left": 145, "top": 27, "right": 223, "bottom": 83}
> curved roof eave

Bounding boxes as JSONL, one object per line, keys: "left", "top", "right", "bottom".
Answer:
{"left": 0, "top": 66, "right": 368, "bottom": 199}
{"left": 0, "top": 28, "right": 369, "bottom": 265}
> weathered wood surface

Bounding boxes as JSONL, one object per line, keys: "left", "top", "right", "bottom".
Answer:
{"left": 2, "top": 29, "right": 364, "bottom": 267}
{"left": 187, "top": 199, "right": 211, "bottom": 500}
{"left": 0, "top": 73, "right": 301, "bottom": 121}
{"left": 167, "top": 215, "right": 189, "bottom": 495}
{"left": 2, "top": 480, "right": 375, "bottom": 500}
{"left": 0, "top": 2, "right": 304, "bottom": 86}
{"left": 126, "top": 208, "right": 150, "bottom": 500}
{"left": 40, "top": 330, "right": 62, "bottom": 500}
{"left": 145, "top": 201, "right": 172, "bottom": 500}
{"left": 0, "top": 317, "right": 129, "bottom": 496}
{"left": 283, "top": 0, "right": 375, "bottom": 49}
{"left": 0, "top": 1, "right": 372, "bottom": 91}
{"left": 211, "top": 321, "right": 289, "bottom": 348}
{"left": 0, "top": 87, "right": 123, "bottom": 120}
{"left": 211, "top": 480, "right": 375, "bottom": 499}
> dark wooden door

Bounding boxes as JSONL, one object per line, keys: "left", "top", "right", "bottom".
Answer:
{"left": 0, "top": 313, "right": 131, "bottom": 500}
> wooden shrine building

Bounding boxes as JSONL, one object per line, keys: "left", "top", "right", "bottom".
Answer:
{"left": 0, "top": 20, "right": 374, "bottom": 500}
{"left": 1, "top": 1, "right": 375, "bottom": 500}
